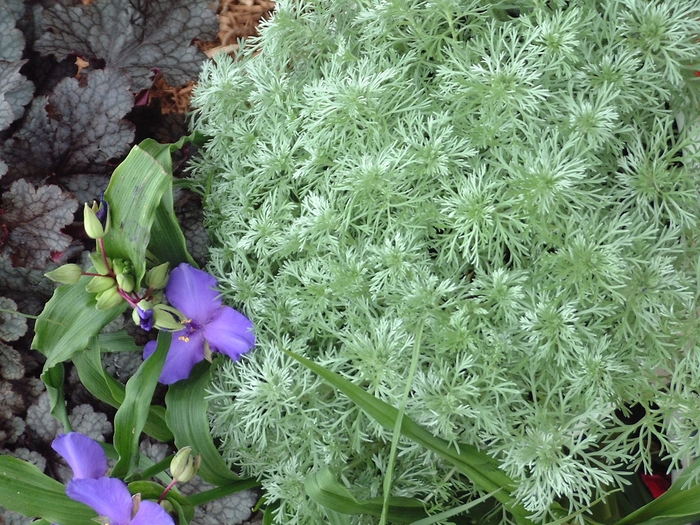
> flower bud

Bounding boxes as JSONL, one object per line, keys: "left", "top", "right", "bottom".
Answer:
{"left": 95, "top": 196, "right": 110, "bottom": 235}
{"left": 152, "top": 304, "right": 187, "bottom": 331}
{"left": 203, "top": 341, "right": 214, "bottom": 363}
{"left": 89, "top": 252, "right": 110, "bottom": 275}
{"left": 95, "top": 287, "right": 123, "bottom": 310}
{"left": 159, "top": 500, "right": 174, "bottom": 513}
{"left": 132, "top": 300, "right": 154, "bottom": 331}
{"left": 84, "top": 203, "right": 106, "bottom": 239}
{"left": 45, "top": 264, "right": 83, "bottom": 285}
{"left": 170, "top": 446, "right": 201, "bottom": 483}
{"left": 116, "top": 273, "right": 135, "bottom": 294}
{"left": 111, "top": 258, "right": 125, "bottom": 275}
{"left": 86, "top": 275, "right": 116, "bottom": 294}
{"left": 145, "top": 262, "right": 169, "bottom": 290}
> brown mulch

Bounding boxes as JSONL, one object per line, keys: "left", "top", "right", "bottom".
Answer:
{"left": 148, "top": 0, "right": 275, "bottom": 113}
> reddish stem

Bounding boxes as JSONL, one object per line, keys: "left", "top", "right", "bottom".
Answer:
{"left": 98, "top": 238, "right": 115, "bottom": 277}
{"left": 158, "top": 479, "right": 178, "bottom": 504}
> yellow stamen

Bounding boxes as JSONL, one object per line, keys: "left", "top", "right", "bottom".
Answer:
{"left": 181, "top": 318, "right": 192, "bottom": 325}
{"left": 178, "top": 336, "right": 190, "bottom": 342}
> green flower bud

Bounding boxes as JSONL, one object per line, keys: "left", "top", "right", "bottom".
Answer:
{"left": 89, "top": 252, "right": 110, "bottom": 275}
{"left": 152, "top": 304, "right": 187, "bottom": 331}
{"left": 111, "top": 258, "right": 125, "bottom": 275}
{"left": 95, "top": 286, "right": 123, "bottom": 310}
{"left": 84, "top": 203, "right": 105, "bottom": 239}
{"left": 170, "top": 446, "right": 201, "bottom": 483}
{"left": 86, "top": 275, "right": 116, "bottom": 294}
{"left": 159, "top": 500, "right": 174, "bottom": 513}
{"left": 203, "top": 341, "right": 214, "bottom": 363}
{"left": 145, "top": 262, "right": 170, "bottom": 290}
{"left": 116, "top": 273, "right": 135, "bottom": 294}
{"left": 45, "top": 264, "right": 83, "bottom": 285}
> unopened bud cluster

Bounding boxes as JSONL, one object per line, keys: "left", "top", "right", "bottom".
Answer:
{"left": 44, "top": 197, "right": 186, "bottom": 331}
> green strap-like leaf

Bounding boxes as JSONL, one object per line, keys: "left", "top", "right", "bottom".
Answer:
{"left": 127, "top": 480, "right": 194, "bottom": 523}
{"left": 31, "top": 276, "right": 126, "bottom": 371}
{"left": 103, "top": 138, "right": 196, "bottom": 286}
{"left": 0, "top": 456, "right": 96, "bottom": 525}
{"left": 614, "top": 460, "right": 700, "bottom": 525}
{"left": 98, "top": 329, "right": 143, "bottom": 353}
{"left": 111, "top": 331, "right": 171, "bottom": 478}
{"left": 185, "top": 479, "right": 262, "bottom": 507}
{"left": 39, "top": 362, "right": 70, "bottom": 431}
{"left": 165, "top": 361, "right": 243, "bottom": 485}
{"left": 305, "top": 468, "right": 428, "bottom": 524}
{"left": 282, "top": 349, "right": 534, "bottom": 525}
{"left": 72, "top": 338, "right": 173, "bottom": 442}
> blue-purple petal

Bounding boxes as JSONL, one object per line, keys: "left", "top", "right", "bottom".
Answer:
{"left": 66, "top": 477, "right": 132, "bottom": 525}
{"left": 165, "top": 264, "right": 222, "bottom": 323}
{"left": 130, "top": 500, "right": 175, "bottom": 525}
{"left": 144, "top": 331, "right": 206, "bottom": 384}
{"left": 202, "top": 306, "right": 255, "bottom": 360}
{"left": 51, "top": 433, "right": 108, "bottom": 480}
{"left": 137, "top": 306, "right": 154, "bottom": 331}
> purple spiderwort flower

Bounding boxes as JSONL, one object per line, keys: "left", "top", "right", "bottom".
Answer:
{"left": 143, "top": 263, "right": 255, "bottom": 384}
{"left": 51, "top": 433, "right": 174, "bottom": 525}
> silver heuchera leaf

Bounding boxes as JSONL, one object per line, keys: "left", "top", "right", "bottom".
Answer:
{"left": 0, "top": 342, "right": 24, "bottom": 380}
{"left": 0, "top": 2, "right": 25, "bottom": 62}
{"left": 0, "top": 68, "right": 134, "bottom": 189}
{"left": 0, "top": 296, "right": 27, "bottom": 343}
{"left": 0, "top": 179, "right": 79, "bottom": 270}
{"left": 0, "top": 60, "right": 34, "bottom": 133}
{"left": 35, "top": 0, "right": 218, "bottom": 90}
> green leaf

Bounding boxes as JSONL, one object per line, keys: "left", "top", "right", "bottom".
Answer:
{"left": 185, "top": 479, "right": 262, "bottom": 507}
{"left": 305, "top": 467, "right": 428, "bottom": 524}
{"left": 39, "top": 362, "right": 70, "bottom": 431}
{"left": 31, "top": 275, "right": 126, "bottom": 371}
{"left": 102, "top": 139, "right": 195, "bottom": 287}
{"left": 111, "top": 331, "right": 170, "bottom": 478}
{"left": 72, "top": 338, "right": 173, "bottom": 442}
{"left": 614, "top": 461, "right": 700, "bottom": 525}
{"left": 263, "top": 499, "right": 280, "bottom": 525}
{"left": 409, "top": 490, "right": 502, "bottom": 525}
{"left": 127, "top": 479, "right": 195, "bottom": 524}
{"left": 98, "top": 329, "right": 142, "bottom": 353}
{"left": 0, "top": 456, "right": 96, "bottom": 525}
{"left": 282, "top": 349, "right": 534, "bottom": 525}
{"left": 165, "top": 361, "right": 241, "bottom": 485}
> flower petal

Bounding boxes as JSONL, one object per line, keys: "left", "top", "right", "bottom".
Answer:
{"left": 165, "top": 263, "right": 222, "bottom": 322}
{"left": 144, "top": 331, "right": 206, "bottom": 384}
{"left": 202, "top": 306, "right": 255, "bottom": 360}
{"left": 52, "top": 432, "right": 108, "bottom": 480}
{"left": 130, "top": 500, "right": 175, "bottom": 525}
{"left": 66, "top": 477, "right": 132, "bottom": 525}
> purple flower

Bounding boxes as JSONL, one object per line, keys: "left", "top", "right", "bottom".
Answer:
{"left": 136, "top": 305, "right": 155, "bottom": 331}
{"left": 143, "top": 263, "right": 255, "bottom": 384}
{"left": 52, "top": 433, "right": 174, "bottom": 525}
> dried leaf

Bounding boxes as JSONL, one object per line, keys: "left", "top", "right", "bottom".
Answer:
{"left": 0, "top": 68, "right": 134, "bottom": 192}
{"left": 35, "top": 0, "right": 218, "bottom": 91}
{"left": 0, "top": 179, "right": 78, "bottom": 269}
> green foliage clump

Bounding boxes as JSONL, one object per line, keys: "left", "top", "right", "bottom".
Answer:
{"left": 190, "top": 0, "right": 700, "bottom": 522}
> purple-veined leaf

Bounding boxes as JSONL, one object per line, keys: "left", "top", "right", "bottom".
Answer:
{"left": 36, "top": 0, "right": 218, "bottom": 91}
{"left": 0, "top": 67, "right": 134, "bottom": 201}
{"left": 0, "top": 179, "right": 78, "bottom": 269}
